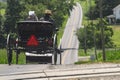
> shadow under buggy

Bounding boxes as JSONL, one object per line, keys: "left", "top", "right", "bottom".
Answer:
{"left": 6, "top": 21, "right": 62, "bottom": 65}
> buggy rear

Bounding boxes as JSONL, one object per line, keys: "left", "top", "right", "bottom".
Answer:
{"left": 6, "top": 21, "right": 61, "bottom": 65}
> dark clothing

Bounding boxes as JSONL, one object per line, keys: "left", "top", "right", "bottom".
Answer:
{"left": 40, "top": 14, "right": 54, "bottom": 23}
{"left": 26, "top": 15, "right": 38, "bottom": 21}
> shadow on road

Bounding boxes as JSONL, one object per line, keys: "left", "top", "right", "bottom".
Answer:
{"left": 61, "top": 48, "right": 78, "bottom": 52}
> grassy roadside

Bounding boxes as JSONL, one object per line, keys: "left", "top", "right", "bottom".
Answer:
{"left": 111, "top": 25, "right": 120, "bottom": 47}
{"left": 77, "top": 25, "right": 120, "bottom": 64}
{"left": 0, "top": 49, "right": 7, "bottom": 64}
{"left": 57, "top": 15, "right": 68, "bottom": 45}
{"left": 0, "top": 49, "right": 26, "bottom": 64}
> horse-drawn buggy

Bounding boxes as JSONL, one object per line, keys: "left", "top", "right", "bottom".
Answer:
{"left": 6, "top": 21, "right": 61, "bottom": 65}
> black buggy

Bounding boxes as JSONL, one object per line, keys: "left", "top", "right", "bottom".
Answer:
{"left": 6, "top": 21, "right": 61, "bottom": 65}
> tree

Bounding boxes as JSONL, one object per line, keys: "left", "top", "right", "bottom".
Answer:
{"left": 77, "top": 20, "right": 114, "bottom": 49}
{"left": 4, "top": 0, "right": 21, "bottom": 34}
{"left": 19, "top": 0, "right": 75, "bottom": 27}
{"left": 87, "top": 0, "right": 120, "bottom": 19}
{"left": 0, "top": 2, "right": 6, "bottom": 48}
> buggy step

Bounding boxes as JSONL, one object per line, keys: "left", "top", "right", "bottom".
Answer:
{"left": 25, "top": 52, "right": 52, "bottom": 64}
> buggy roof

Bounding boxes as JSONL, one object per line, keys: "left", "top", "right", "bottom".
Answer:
{"left": 17, "top": 21, "right": 55, "bottom": 33}
{"left": 17, "top": 21, "right": 53, "bottom": 24}
{"left": 17, "top": 21, "right": 55, "bottom": 29}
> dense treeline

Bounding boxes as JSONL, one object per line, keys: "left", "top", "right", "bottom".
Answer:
{"left": 0, "top": 0, "right": 75, "bottom": 48}
{"left": 0, "top": 2, "right": 6, "bottom": 48}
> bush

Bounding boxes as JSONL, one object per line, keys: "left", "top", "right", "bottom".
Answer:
{"left": 98, "top": 49, "right": 120, "bottom": 62}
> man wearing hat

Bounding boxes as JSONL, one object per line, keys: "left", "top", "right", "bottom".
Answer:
{"left": 40, "top": 10, "right": 54, "bottom": 23}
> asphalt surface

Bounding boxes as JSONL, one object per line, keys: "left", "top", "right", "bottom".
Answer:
{"left": 1, "top": 63, "right": 120, "bottom": 80}
{"left": 58, "top": 3, "right": 83, "bottom": 65}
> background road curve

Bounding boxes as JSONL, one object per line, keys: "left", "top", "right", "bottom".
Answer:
{"left": 59, "top": 3, "right": 83, "bottom": 64}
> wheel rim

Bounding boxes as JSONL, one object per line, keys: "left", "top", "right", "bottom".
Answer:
{"left": 16, "top": 50, "right": 20, "bottom": 64}
{"left": 6, "top": 34, "right": 12, "bottom": 65}
{"left": 53, "top": 34, "right": 57, "bottom": 65}
{"left": 7, "top": 49, "right": 12, "bottom": 65}
{"left": 54, "top": 51, "right": 57, "bottom": 65}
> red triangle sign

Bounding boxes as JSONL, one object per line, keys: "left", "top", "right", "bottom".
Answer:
{"left": 27, "top": 35, "right": 39, "bottom": 46}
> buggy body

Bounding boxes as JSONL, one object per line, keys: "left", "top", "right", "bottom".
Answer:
{"left": 6, "top": 21, "right": 60, "bottom": 65}
{"left": 17, "top": 21, "right": 56, "bottom": 53}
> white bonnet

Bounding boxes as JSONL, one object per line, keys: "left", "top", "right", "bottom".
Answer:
{"left": 29, "top": 11, "right": 35, "bottom": 15}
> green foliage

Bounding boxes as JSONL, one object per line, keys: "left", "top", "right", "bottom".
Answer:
{"left": 0, "top": 49, "right": 26, "bottom": 64}
{"left": 76, "top": 49, "right": 120, "bottom": 64}
{"left": 78, "top": 49, "right": 94, "bottom": 56}
{"left": 98, "top": 49, "right": 120, "bottom": 62}
{"left": 4, "top": 0, "right": 75, "bottom": 32}
{"left": 0, "top": 2, "right": 7, "bottom": 9}
{"left": 57, "top": 15, "right": 68, "bottom": 44}
{"left": 75, "top": 61, "right": 94, "bottom": 64}
{"left": 19, "top": 0, "right": 75, "bottom": 27}
{"left": 0, "top": 9, "right": 5, "bottom": 15}
{"left": 0, "top": 49, "right": 7, "bottom": 64}
{"left": 77, "top": 19, "right": 114, "bottom": 49}
{"left": 4, "top": 0, "right": 21, "bottom": 33}
{"left": 0, "top": 4, "right": 6, "bottom": 48}
{"left": 111, "top": 25, "right": 120, "bottom": 47}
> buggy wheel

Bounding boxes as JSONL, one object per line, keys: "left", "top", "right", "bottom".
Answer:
{"left": 6, "top": 34, "right": 12, "bottom": 65}
{"left": 60, "top": 44, "right": 62, "bottom": 64}
{"left": 16, "top": 50, "right": 20, "bottom": 64}
{"left": 53, "top": 34, "right": 57, "bottom": 65}
{"left": 16, "top": 53, "right": 18, "bottom": 64}
{"left": 54, "top": 51, "right": 57, "bottom": 65}
{"left": 15, "top": 40, "right": 20, "bottom": 64}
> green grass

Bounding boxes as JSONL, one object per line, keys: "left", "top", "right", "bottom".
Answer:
{"left": 75, "top": 61, "right": 95, "bottom": 64}
{"left": 0, "top": 49, "right": 7, "bottom": 64}
{"left": 111, "top": 25, "right": 120, "bottom": 47}
{"left": 57, "top": 15, "right": 68, "bottom": 45}
{"left": 77, "top": 49, "right": 120, "bottom": 64}
{"left": 97, "top": 49, "right": 120, "bottom": 62}
{"left": 0, "top": 49, "right": 26, "bottom": 64}
{"left": 78, "top": 49, "right": 95, "bottom": 56}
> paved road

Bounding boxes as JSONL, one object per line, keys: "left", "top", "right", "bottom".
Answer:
{"left": 58, "top": 3, "right": 83, "bottom": 64}
{"left": 1, "top": 63, "right": 120, "bottom": 80}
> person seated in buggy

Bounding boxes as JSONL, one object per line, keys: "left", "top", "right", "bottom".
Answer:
{"left": 40, "top": 10, "right": 54, "bottom": 23}
{"left": 26, "top": 11, "right": 38, "bottom": 21}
